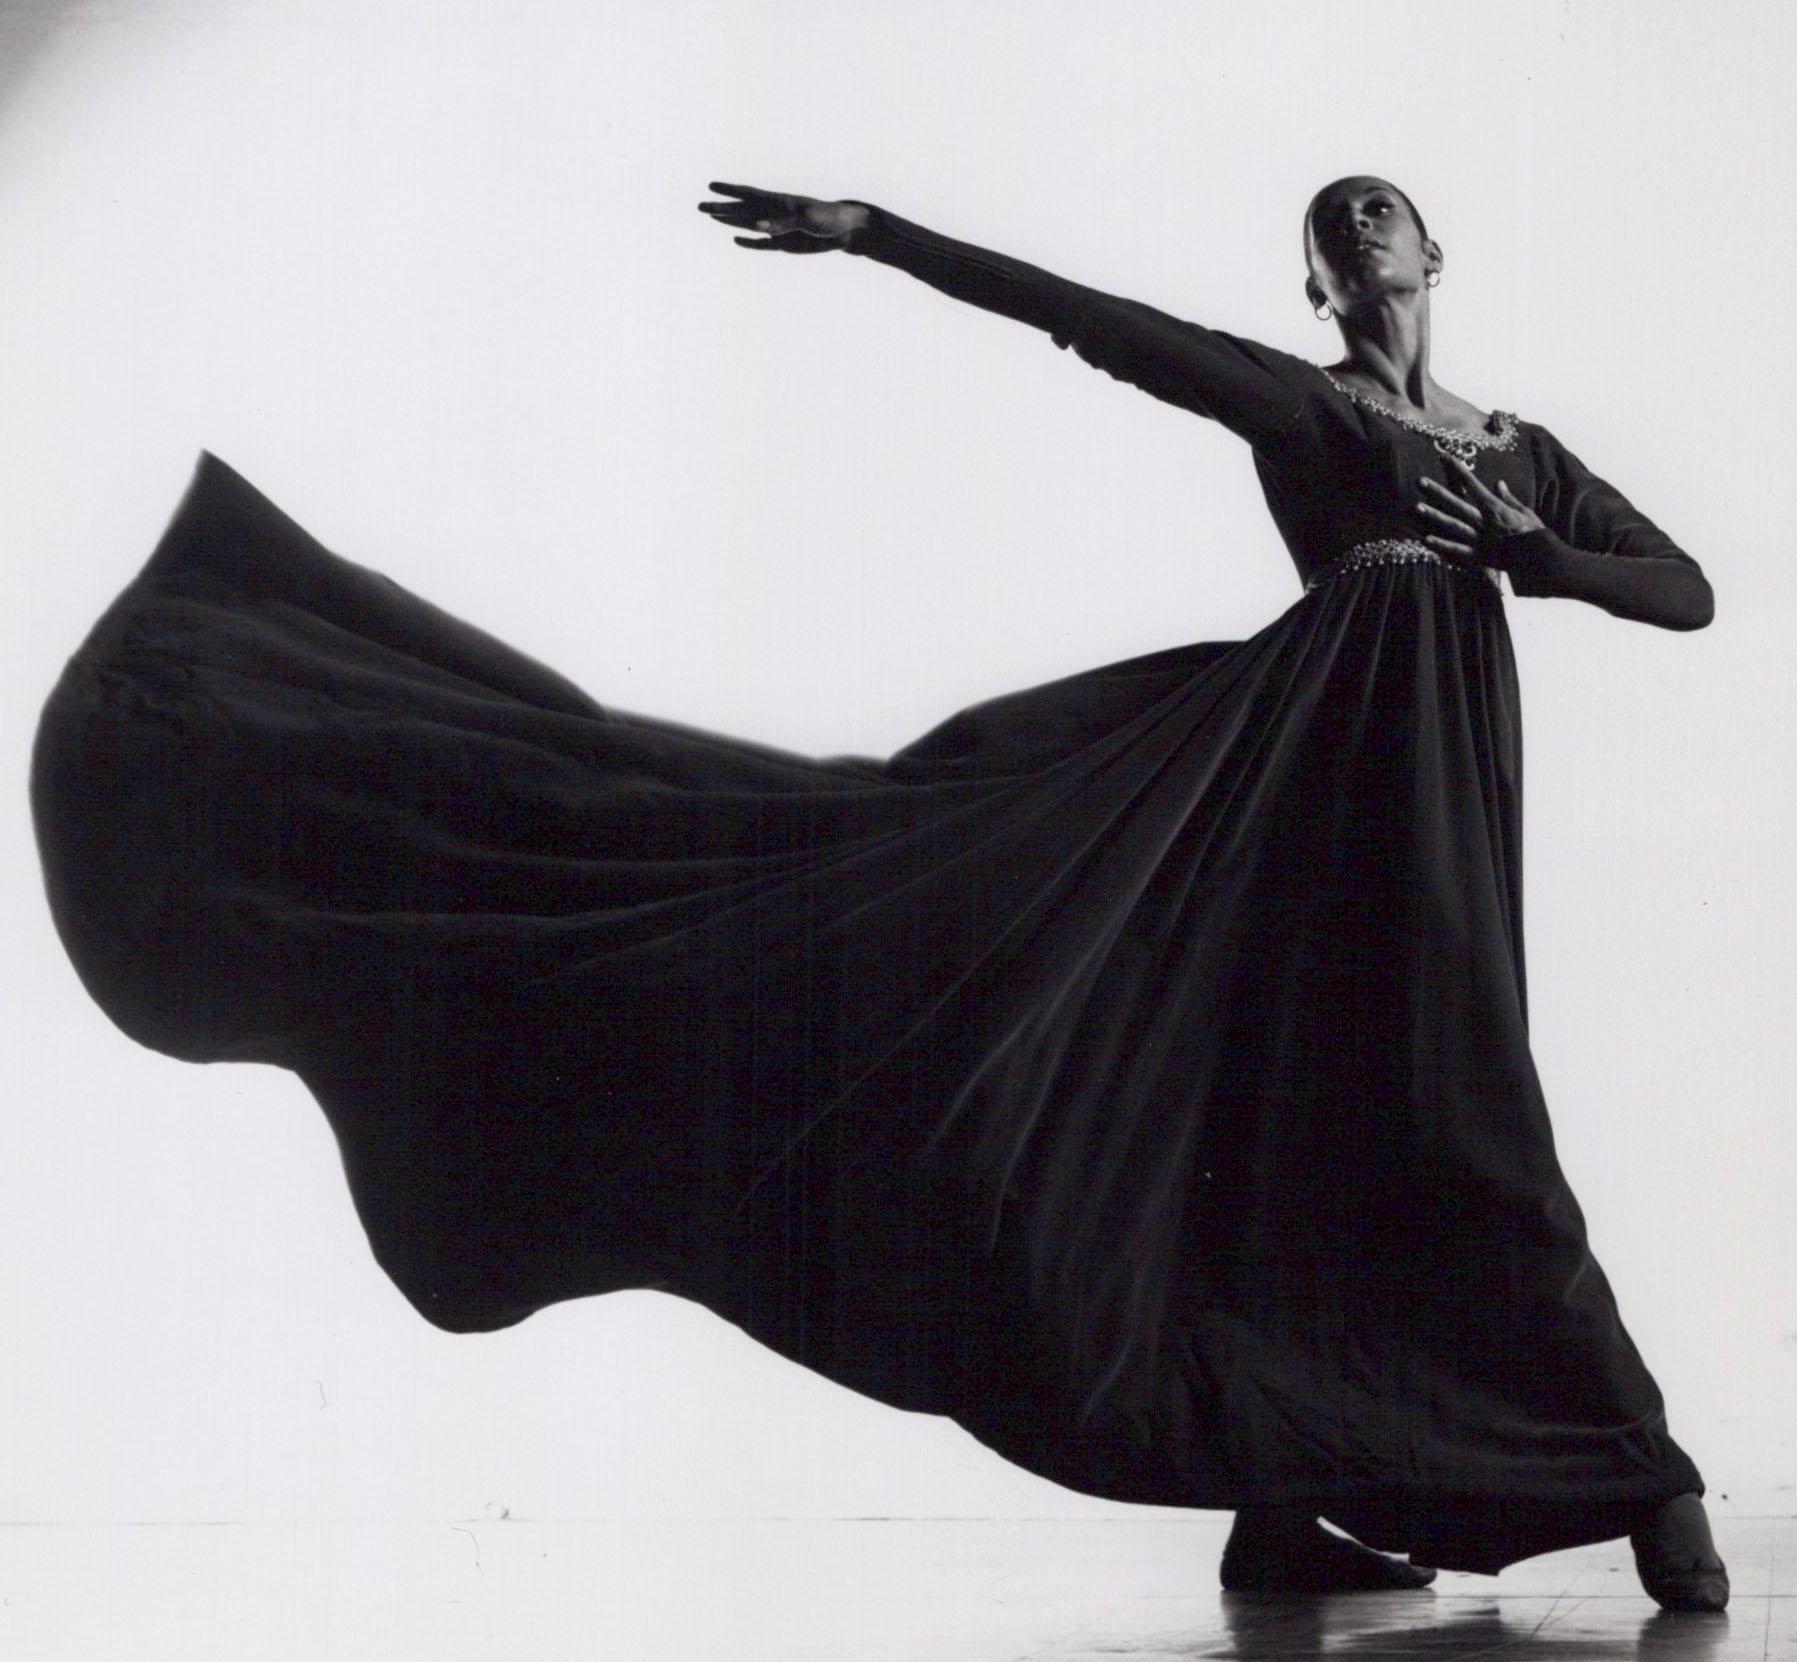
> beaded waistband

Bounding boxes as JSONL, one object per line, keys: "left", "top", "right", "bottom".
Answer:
{"left": 1304, "top": 538, "right": 1503, "bottom": 594}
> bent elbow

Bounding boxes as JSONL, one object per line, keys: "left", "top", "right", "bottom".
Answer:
{"left": 1641, "top": 558, "right": 1714, "bottom": 631}
{"left": 1672, "top": 569, "right": 1715, "bottom": 631}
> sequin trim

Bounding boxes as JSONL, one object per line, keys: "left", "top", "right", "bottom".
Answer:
{"left": 1319, "top": 368, "right": 1520, "bottom": 463}
{"left": 1304, "top": 538, "right": 1503, "bottom": 594}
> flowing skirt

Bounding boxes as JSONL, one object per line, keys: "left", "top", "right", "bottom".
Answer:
{"left": 30, "top": 453, "right": 1701, "bottom": 1572}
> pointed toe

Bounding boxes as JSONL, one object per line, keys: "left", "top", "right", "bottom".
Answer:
{"left": 1639, "top": 1567, "right": 1730, "bottom": 1615}
{"left": 1630, "top": 1494, "right": 1730, "bottom": 1615}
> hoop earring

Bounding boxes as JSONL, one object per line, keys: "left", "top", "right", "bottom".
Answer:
{"left": 1313, "top": 300, "right": 1333, "bottom": 321}
{"left": 1425, "top": 272, "right": 1441, "bottom": 289}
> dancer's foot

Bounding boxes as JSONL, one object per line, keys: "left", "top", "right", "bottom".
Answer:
{"left": 1630, "top": 1493, "right": 1729, "bottom": 1613}
{"left": 1220, "top": 1507, "right": 1438, "bottom": 1593}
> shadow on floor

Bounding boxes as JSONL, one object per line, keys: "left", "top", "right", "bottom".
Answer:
{"left": 1179, "top": 1592, "right": 1737, "bottom": 1659}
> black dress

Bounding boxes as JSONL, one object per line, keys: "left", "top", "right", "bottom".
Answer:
{"left": 30, "top": 205, "right": 1710, "bottom": 1574}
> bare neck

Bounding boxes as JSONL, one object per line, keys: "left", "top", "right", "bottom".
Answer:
{"left": 1333, "top": 294, "right": 1439, "bottom": 411}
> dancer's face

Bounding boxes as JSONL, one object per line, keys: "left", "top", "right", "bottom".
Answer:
{"left": 1304, "top": 176, "right": 1439, "bottom": 316}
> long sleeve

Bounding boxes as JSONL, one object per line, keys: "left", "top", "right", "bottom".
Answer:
{"left": 840, "top": 202, "right": 1308, "bottom": 451}
{"left": 1506, "top": 427, "right": 1715, "bottom": 629}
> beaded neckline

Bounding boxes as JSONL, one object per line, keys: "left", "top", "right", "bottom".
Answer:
{"left": 1318, "top": 367, "right": 1520, "bottom": 464}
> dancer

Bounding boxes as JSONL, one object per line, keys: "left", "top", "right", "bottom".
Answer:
{"left": 31, "top": 175, "right": 1722, "bottom": 1608}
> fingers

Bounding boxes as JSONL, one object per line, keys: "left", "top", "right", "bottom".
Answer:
{"left": 1415, "top": 500, "right": 1476, "bottom": 533}
{"left": 709, "top": 207, "right": 797, "bottom": 240}
{"left": 1417, "top": 474, "right": 1482, "bottom": 557}
{"left": 1417, "top": 465, "right": 1537, "bottom": 556}
{"left": 703, "top": 183, "right": 798, "bottom": 223}
{"left": 1446, "top": 453, "right": 1504, "bottom": 504}
{"left": 1416, "top": 476, "right": 1481, "bottom": 529}
{"left": 1417, "top": 473, "right": 1479, "bottom": 509}
{"left": 702, "top": 188, "right": 813, "bottom": 245}
{"left": 733, "top": 231, "right": 835, "bottom": 254}
{"left": 702, "top": 204, "right": 767, "bottom": 229}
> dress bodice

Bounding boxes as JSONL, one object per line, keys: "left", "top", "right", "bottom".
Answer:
{"left": 841, "top": 203, "right": 1704, "bottom": 616}
{"left": 1249, "top": 366, "right": 1526, "bottom": 593}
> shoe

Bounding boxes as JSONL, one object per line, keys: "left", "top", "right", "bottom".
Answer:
{"left": 1630, "top": 1493, "right": 1729, "bottom": 1614}
{"left": 1220, "top": 1510, "right": 1438, "bottom": 1593}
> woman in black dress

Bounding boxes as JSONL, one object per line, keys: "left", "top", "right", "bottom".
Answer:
{"left": 31, "top": 175, "right": 1725, "bottom": 1610}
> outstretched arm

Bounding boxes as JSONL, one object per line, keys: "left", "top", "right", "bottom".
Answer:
{"left": 698, "top": 184, "right": 1308, "bottom": 450}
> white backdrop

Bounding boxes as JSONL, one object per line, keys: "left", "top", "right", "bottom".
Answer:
{"left": 3, "top": 0, "right": 1793, "bottom": 1537}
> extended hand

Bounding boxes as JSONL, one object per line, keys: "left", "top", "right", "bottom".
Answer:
{"left": 697, "top": 181, "right": 864, "bottom": 252}
{"left": 1415, "top": 457, "right": 1547, "bottom": 571}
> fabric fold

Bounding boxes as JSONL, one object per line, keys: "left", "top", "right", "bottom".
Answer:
{"left": 30, "top": 453, "right": 1701, "bottom": 1572}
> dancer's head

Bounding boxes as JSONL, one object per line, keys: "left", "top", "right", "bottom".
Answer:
{"left": 1303, "top": 176, "right": 1441, "bottom": 318}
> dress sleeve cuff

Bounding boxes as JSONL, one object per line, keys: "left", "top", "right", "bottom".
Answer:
{"left": 1501, "top": 528, "right": 1574, "bottom": 598}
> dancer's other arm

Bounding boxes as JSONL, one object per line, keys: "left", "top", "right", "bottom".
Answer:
{"left": 1414, "top": 444, "right": 1714, "bottom": 631}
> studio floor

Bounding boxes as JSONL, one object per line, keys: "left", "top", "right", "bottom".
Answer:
{"left": 0, "top": 1512, "right": 1788, "bottom": 1660}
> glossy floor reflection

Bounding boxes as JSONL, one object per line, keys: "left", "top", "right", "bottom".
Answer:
{"left": 1032, "top": 1514, "right": 1790, "bottom": 1661}
{"left": 0, "top": 1513, "right": 1787, "bottom": 1658}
